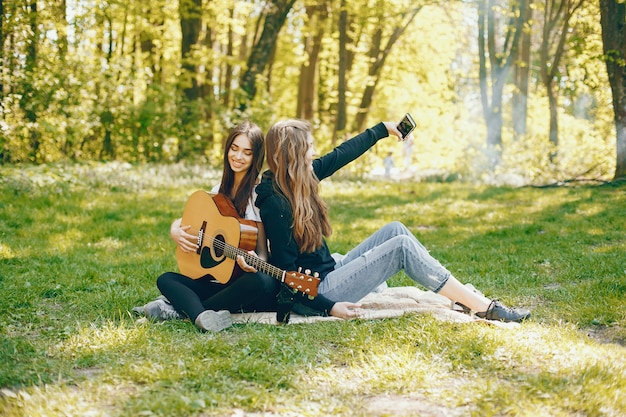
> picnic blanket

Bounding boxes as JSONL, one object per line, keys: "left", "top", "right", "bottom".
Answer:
{"left": 231, "top": 286, "right": 518, "bottom": 328}
{"left": 133, "top": 286, "right": 519, "bottom": 328}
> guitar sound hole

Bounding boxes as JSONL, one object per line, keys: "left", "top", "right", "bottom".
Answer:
{"left": 213, "top": 235, "right": 225, "bottom": 257}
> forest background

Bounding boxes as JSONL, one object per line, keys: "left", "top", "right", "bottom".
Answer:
{"left": 1, "top": 0, "right": 626, "bottom": 184}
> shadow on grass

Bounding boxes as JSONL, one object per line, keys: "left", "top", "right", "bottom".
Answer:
{"left": 1, "top": 174, "right": 624, "bottom": 415}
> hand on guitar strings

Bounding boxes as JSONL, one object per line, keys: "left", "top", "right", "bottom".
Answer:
{"left": 330, "top": 301, "right": 363, "bottom": 320}
{"left": 236, "top": 251, "right": 259, "bottom": 273}
{"left": 170, "top": 218, "right": 199, "bottom": 253}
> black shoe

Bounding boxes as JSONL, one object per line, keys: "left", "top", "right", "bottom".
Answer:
{"left": 476, "top": 300, "right": 531, "bottom": 323}
{"left": 452, "top": 301, "right": 472, "bottom": 314}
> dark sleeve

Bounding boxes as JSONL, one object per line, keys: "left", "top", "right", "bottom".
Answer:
{"left": 313, "top": 122, "right": 388, "bottom": 180}
{"left": 293, "top": 292, "right": 335, "bottom": 315}
{"left": 258, "top": 194, "right": 300, "bottom": 273}
{"left": 259, "top": 195, "right": 336, "bottom": 314}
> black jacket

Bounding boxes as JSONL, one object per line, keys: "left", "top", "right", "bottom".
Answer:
{"left": 255, "top": 122, "right": 389, "bottom": 315}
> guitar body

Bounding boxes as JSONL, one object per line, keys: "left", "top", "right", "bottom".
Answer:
{"left": 176, "top": 191, "right": 258, "bottom": 282}
{"left": 175, "top": 190, "right": 321, "bottom": 297}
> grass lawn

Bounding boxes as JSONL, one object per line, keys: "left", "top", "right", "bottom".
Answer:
{"left": 0, "top": 163, "right": 625, "bottom": 416}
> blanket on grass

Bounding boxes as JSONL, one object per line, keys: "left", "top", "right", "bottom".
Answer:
{"left": 134, "top": 286, "right": 518, "bottom": 328}
{"left": 231, "top": 286, "right": 517, "bottom": 328}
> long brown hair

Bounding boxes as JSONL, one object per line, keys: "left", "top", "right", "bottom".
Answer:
{"left": 219, "top": 121, "right": 265, "bottom": 217}
{"left": 265, "top": 119, "right": 332, "bottom": 253}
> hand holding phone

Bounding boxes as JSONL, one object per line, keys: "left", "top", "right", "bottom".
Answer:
{"left": 397, "top": 113, "right": 416, "bottom": 140}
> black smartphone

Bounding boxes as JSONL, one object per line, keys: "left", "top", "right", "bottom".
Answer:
{"left": 397, "top": 113, "right": 416, "bottom": 139}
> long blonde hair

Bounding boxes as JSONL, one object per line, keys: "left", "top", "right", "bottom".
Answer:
{"left": 265, "top": 119, "right": 332, "bottom": 253}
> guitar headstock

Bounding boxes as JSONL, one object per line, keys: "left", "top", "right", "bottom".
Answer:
{"left": 284, "top": 269, "right": 321, "bottom": 298}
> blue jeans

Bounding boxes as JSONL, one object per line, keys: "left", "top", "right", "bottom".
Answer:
{"left": 319, "top": 221, "right": 451, "bottom": 303}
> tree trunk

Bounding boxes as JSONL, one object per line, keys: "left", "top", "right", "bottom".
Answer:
{"left": 240, "top": 0, "right": 296, "bottom": 106}
{"left": 335, "top": 0, "right": 348, "bottom": 142}
{"left": 21, "top": 0, "right": 39, "bottom": 162}
{"left": 351, "top": 6, "right": 421, "bottom": 133}
{"left": 539, "top": 0, "right": 584, "bottom": 154}
{"left": 477, "top": 0, "right": 525, "bottom": 166}
{"left": 223, "top": 6, "right": 235, "bottom": 109}
{"left": 297, "top": 4, "right": 327, "bottom": 120}
{"left": 600, "top": 0, "right": 626, "bottom": 180}
{"left": 547, "top": 81, "right": 558, "bottom": 149}
{"left": 180, "top": 0, "right": 202, "bottom": 101}
{"left": 100, "top": 16, "right": 115, "bottom": 160}
{"left": 0, "top": 0, "right": 3, "bottom": 101}
{"left": 512, "top": 0, "right": 532, "bottom": 138}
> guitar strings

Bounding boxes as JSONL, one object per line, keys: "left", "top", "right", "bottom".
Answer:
{"left": 201, "top": 233, "right": 319, "bottom": 295}
{"left": 203, "top": 234, "right": 284, "bottom": 277}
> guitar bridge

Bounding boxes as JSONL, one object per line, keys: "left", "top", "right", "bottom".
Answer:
{"left": 196, "top": 221, "right": 207, "bottom": 254}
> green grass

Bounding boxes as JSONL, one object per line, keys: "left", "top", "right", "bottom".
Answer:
{"left": 0, "top": 163, "right": 625, "bottom": 416}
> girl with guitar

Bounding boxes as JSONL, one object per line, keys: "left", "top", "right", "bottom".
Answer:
{"left": 154, "top": 121, "right": 277, "bottom": 331}
{"left": 254, "top": 119, "right": 531, "bottom": 324}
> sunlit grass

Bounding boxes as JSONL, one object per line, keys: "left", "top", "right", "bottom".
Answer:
{"left": 0, "top": 163, "right": 624, "bottom": 416}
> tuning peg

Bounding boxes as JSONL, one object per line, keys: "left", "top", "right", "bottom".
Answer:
{"left": 314, "top": 272, "right": 319, "bottom": 277}
{"left": 305, "top": 269, "right": 311, "bottom": 275}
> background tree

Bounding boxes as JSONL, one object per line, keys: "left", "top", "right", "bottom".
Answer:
{"left": 0, "top": 0, "right": 3, "bottom": 101}
{"left": 296, "top": 2, "right": 329, "bottom": 121}
{"left": 0, "top": 0, "right": 5, "bottom": 162}
{"left": 19, "top": 1, "right": 39, "bottom": 161}
{"left": 0, "top": 0, "right": 617, "bottom": 185}
{"left": 477, "top": 0, "right": 525, "bottom": 165}
{"left": 180, "top": 0, "right": 203, "bottom": 102}
{"left": 600, "top": 0, "right": 626, "bottom": 180}
{"left": 334, "top": 0, "right": 349, "bottom": 141}
{"left": 350, "top": 3, "right": 421, "bottom": 133}
{"left": 240, "top": 0, "right": 297, "bottom": 106}
{"left": 512, "top": 0, "right": 533, "bottom": 138}
{"left": 538, "top": 0, "right": 584, "bottom": 155}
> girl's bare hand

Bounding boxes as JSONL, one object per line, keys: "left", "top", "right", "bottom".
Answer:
{"left": 330, "top": 302, "right": 363, "bottom": 319}
{"left": 237, "top": 250, "right": 259, "bottom": 273}
{"left": 383, "top": 121, "right": 414, "bottom": 142}
{"left": 170, "top": 218, "right": 198, "bottom": 253}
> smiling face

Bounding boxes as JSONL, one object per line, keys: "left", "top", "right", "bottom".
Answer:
{"left": 228, "top": 134, "right": 254, "bottom": 177}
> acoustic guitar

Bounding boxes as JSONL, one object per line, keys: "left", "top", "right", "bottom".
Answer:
{"left": 176, "top": 190, "right": 320, "bottom": 297}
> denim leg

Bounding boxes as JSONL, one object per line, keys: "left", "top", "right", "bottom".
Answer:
{"left": 320, "top": 221, "right": 450, "bottom": 303}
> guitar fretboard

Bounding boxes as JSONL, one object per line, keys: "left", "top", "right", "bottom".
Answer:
{"left": 206, "top": 235, "right": 285, "bottom": 280}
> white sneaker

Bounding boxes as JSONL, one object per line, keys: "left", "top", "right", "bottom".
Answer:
{"left": 142, "top": 299, "right": 184, "bottom": 320}
{"left": 194, "top": 310, "right": 232, "bottom": 332}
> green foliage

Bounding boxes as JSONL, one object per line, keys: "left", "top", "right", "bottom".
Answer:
{"left": 0, "top": 163, "right": 624, "bottom": 416}
{"left": 0, "top": 0, "right": 618, "bottom": 184}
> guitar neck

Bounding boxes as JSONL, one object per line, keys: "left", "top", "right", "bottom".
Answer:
{"left": 216, "top": 238, "right": 285, "bottom": 280}
{"left": 201, "top": 228, "right": 319, "bottom": 297}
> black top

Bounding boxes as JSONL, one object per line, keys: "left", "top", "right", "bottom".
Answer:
{"left": 255, "top": 122, "right": 389, "bottom": 314}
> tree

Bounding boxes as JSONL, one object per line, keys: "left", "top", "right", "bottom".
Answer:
{"left": 350, "top": 4, "right": 421, "bottom": 133}
{"left": 600, "top": 0, "right": 626, "bottom": 180}
{"left": 180, "top": 0, "right": 203, "bottom": 102}
{"left": 0, "top": 0, "right": 4, "bottom": 102}
{"left": 296, "top": 2, "right": 329, "bottom": 120}
{"left": 538, "top": 0, "right": 584, "bottom": 153}
{"left": 330, "top": 1, "right": 420, "bottom": 140}
{"left": 335, "top": 0, "right": 349, "bottom": 139}
{"left": 240, "top": 0, "right": 297, "bottom": 106}
{"left": 477, "top": 0, "right": 525, "bottom": 165}
{"left": 19, "top": 0, "right": 39, "bottom": 161}
{"left": 512, "top": 0, "right": 533, "bottom": 138}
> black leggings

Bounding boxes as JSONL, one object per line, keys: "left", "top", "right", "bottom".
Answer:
{"left": 156, "top": 271, "right": 278, "bottom": 322}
